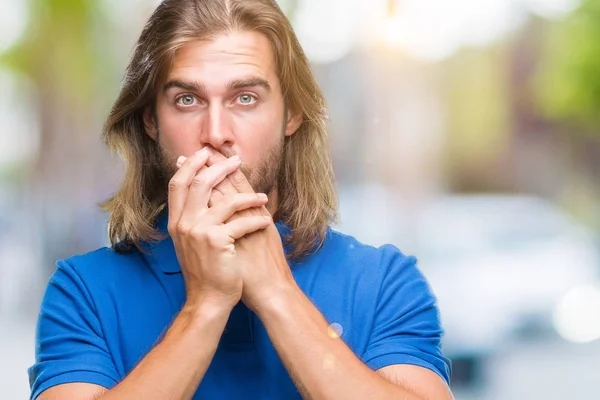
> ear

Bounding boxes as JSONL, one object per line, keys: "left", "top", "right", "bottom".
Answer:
{"left": 143, "top": 106, "right": 158, "bottom": 141}
{"left": 284, "top": 107, "right": 303, "bottom": 137}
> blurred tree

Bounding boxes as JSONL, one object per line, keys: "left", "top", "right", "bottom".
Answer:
{"left": 534, "top": 1, "right": 600, "bottom": 227}
{"left": 439, "top": 44, "right": 515, "bottom": 192}
{"left": 535, "top": 0, "right": 600, "bottom": 133}
{"left": 0, "top": 0, "right": 122, "bottom": 278}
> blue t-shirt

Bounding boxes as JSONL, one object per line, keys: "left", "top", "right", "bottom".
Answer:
{"left": 29, "top": 219, "right": 451, "bottom": 399}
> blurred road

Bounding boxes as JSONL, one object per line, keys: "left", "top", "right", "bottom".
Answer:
{"left": 2, "top": 312, "right": 600, "bottom": 400}
{"left": 454, "top": 335, "right": 600, "bottom": 400}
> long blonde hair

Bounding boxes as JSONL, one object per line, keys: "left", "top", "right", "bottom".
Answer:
{"left": 102, "top": 0, "right": 337, "bottom": 261}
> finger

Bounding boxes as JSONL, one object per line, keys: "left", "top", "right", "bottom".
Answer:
{"left": 168, "top": 149, "right": 211, "bottom": 229}
{"left": 204, "top": 151, "right": 245, "bottom": 209}
{"left": 209, "top": 186, "right": 226, "bottom": 207}
{"left": 174, "top": 149, "right": 230, "bottom": 208}
{"left": 179, "top": 156, "right": 242, "bottom": 223}
{"left": 226, "top": 168, "right": 255, "bottom": 194}
{"left": 206, "top": 151, "right": 239, "bottom": 205}
{"left": 206, "top": 151, "right": 254, "bottom": 195}
{"left": 204, "top": 193, "right": 268, "bottom": 225}
{"left": 225, "top": 215, "right": 272, "bottom": 240}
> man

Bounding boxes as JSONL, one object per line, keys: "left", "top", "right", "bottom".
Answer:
{"left": 29, "top": 0, "right": 453, "bottom": 399}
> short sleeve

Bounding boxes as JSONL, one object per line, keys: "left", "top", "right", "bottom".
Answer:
{"left": 28, "top": 260, "right": 120, "bottom": 399}
{"left": 362, "top": 245, "right": 451, "bottom": 385}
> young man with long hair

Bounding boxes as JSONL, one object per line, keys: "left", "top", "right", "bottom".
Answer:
{"left": 29, "top": 1, "right": 453, "bottom": 399}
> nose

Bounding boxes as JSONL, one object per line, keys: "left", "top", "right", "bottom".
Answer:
{"left": 199, "top": 102, "right": 235, "bottom": 151}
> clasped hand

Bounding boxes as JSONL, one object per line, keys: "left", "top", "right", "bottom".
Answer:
{"left": 167, "top": 147, "right": 294, "bottom": 314}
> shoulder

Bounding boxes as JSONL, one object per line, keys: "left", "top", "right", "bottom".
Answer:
{"left": 42, "top": 246, "right": 157, "bottom": 324}
{"left": 323, "top": 228, "right": 417, "bottom": 276}
{"left": 304, "top": 228, "right": 425, "bottom": 302}
{"left": 56, "top": 246, "right": 148, "bottom": 288}
{"left": 326, "top": 228, "right": 434, "bottom": 306}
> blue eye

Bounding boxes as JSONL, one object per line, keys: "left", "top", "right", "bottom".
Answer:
{"left": 178, "top": 95, "right": 195, "bottom": 106}
{"left": 238, "top": 94, "right": 256, "bottom": 105}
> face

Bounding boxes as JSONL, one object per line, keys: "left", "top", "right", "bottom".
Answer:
{"left": 145, "top": 30, "right": 301, "bottom": 195}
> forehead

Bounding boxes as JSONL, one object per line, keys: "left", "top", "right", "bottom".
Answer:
{"left": 166, "top": 31, "right": 278, "bottom": 87}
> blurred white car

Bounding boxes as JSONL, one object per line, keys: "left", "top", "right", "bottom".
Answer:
{"left": 415, "top": 195, "right": 600, "bottom": 353}
{"left": 335, "top": 186, "right": 600, "bottom": 362}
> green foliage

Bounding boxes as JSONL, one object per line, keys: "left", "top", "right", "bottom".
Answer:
{"left": 0, "top": 0, "right": 112, "bottom": 105}
{"left": 535, "top": 0, "right": 600, "bottom": 132}
{"left": 441, "top": 45, "right": 512, "bottom": 165}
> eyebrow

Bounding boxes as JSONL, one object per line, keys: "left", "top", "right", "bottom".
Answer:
{"left": 162, "top": 77, "right": 272, "bottom": 94}
{"left": 163, "top": 80, "right": 206, "bottom": 95}
{"left": 227, "top": 78, "right": 271, "bottom": 92}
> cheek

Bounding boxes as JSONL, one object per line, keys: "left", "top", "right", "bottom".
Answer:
{"left": 156, "top": 102, "right": 200, "bottom": 157}
{"left": 231, "top": 109, "right": 282, "bottom": 166}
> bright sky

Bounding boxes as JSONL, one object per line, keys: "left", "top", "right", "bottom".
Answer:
{"left": 0, "top": 0, "right": 28, "bottom": 54}
{"left": 0, "top": 0, "right": 582, "bottom": 63}
{"left": 289, "top": 0, "right": 581, "bottom": 63}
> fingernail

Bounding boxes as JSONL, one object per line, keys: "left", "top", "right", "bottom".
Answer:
{"left": 176, "top": 156, "right": 186, "bottom": 167}
{"left": 196, "top": 148, "right": 208, "bottom": 157}
{"left": 230, "top": 155, "right": 241, "bottom": 162}
{"left": 258, "top": 193, "right": 267, "bottom": 200}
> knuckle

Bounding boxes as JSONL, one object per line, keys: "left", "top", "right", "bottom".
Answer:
{"left": 168, "top": 178, "right": 184, "bottom": 192}
{"left": 191, "top": 175, "right": 205, "bottom": 186}
{"left": 176, "top": 222, "right": 193, "bottom": 235}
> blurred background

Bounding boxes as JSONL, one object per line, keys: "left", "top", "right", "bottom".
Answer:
{"left": 1, "top": 0, "right": 600, "bottom": 398}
